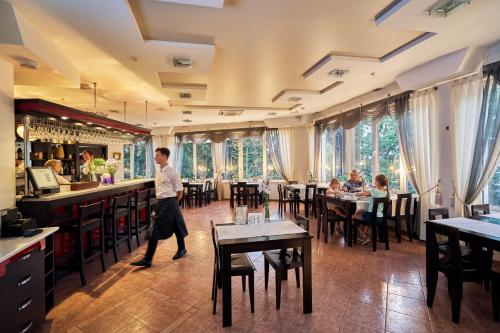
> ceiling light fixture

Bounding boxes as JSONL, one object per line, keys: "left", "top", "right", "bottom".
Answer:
{"left": 426, "top": 0, "right": 471, "bottom": 17}
{"left": 173, "top": 57, "right": 193, "bottom": 68}
{"left": 179, "top": 92, "right": 192, "bottom": 99}
{"left": 328, "top": 68, "right": 349, "bottom": 78}
{"left": 288, "top": 97, "right": 302, "bottom": 103}
{"left": 182, "top": 119, "right": 193, "bottom": 123}
{"left": 87, "top": 122, "right": 93, "bottom": 125}
{"left": 61, "top": 116, "right": 69, "bottom": 120}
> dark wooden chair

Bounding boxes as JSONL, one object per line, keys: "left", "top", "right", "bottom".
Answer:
{"left": 202, "top": 180, "right": 213, "bottom": 205}
{"left": 210, "top": 221, "right": 255, "bottom": 314}
{"left": 59, "top": 201, "right": 106, "bottom": 286}
{"left": 298, "top": 184, "right": 317, "bottom": 218}
{"left": 471, "top": 204, "right": 490, "bottom": 216}
{"left": 388, "top": 193, "right": 413, "bottom": 242}
{"left": 491, "top": 270, "right": 500, "bottom": 321}
{"left": 236, "top": 181, "right": 248, "bottom": 206}
{"left": 263, "top": 215, "right": 309, "bottom": 309}
{"left": 188, "top": 184, "right": 201, "bottom": 207}
{"left": 247, "top": 185, "right": 259, "bottom": 208}
{"left": 229, "top": 182, "right": 238, "bottom": 208}
{"left": 105, "top": 194, "right": 132, "bottom": 263}
{"left": 426, "top": 222, "right": 481, "bottom": 324}
{"left": 429, "top": 207, "right": 450, "bottom": 220}
{"left": 287, "top": 180, "right": 298, "bottom": 185}
{"left": 316, "top": 194, "right": 346, "bottom": 243}
{"left": 277, "top": 184, "right": 295, "bottom": 218}
{"left": 353, "top": 197, "right": 390, "bottom": 252}
{"left": 181, "top": 182, "right": 189, "bottom": 208}
{"left": 130, "top": 189, "right": 150, "bottom": 246}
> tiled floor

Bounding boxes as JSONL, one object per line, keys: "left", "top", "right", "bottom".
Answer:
{"left": 41, "top": 201, "right": 500, "bottom": 333}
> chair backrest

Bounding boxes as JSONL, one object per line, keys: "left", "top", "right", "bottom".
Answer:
{"left": 315, "top": 193, "right": 325, "bottom": 219}
{"left": 135, "top": 189, "right": 149, "bottom": 208}
{"left": 471, "top": 204, "right": 490, "bottom": 216}
{"left": 371, "top": 197, "right": 390, "bottom": 224}
{"left": 427, "top": 222, "right": 462, "bottom": 272}
{"left": 428, "top": 207, "right": 449, "bottom": 220}
{"left": 294, "top": 214, "right": 310, "bottom": 232}
{"left": 112, "top": 193, "right": 130, "bottom": 211}
{"left": 79, "top": 201, "right": 104, "bottom": 226}
{"left": 395, "top": 193, "right": 412, "bottom": 218}
{"left": 210, "top": 221, "right": 220, "bottom": 268}
{"left": 277, "top": 184, "right": 284, "bottom": 200}
{"left": 305, "top": 184, "right": 317, "bottom": 201}
{"left": 287, "top": 180, "right": 298, "bottom": 185}
{"left": 317, "top": 187, "right": 327, "bottom": 195}
{"left": 205, "top": 180, "right": 212, "bottom": 192}
{"left": 237, "top": 181, "right": 246, "bottom": 192}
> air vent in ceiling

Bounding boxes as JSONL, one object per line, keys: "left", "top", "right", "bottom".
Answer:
{"left": 173, "top": 57, "right": 192, "bottom": 68}
{"left": 179, "top": 92, "right": 192, "bottom": 99}
{"left": 182, "top": 110, "right": 192, "bottom": 115}
{"left": 108, "top": 109, "right": 120, "bottom": 114}
{"left": 182, "top": 119, "right": 192, "bottom": 123}
{"left": 328, "top": 68, "right": 349, "bottom": 78}
{"left": 426, "top": 0, "right": 471, "bottom": 17}
{"left": 219, "top": 110, "right": 244, "bottom": 117}
{"left": 288, "top": 97, "right": 302, "bottom": 103}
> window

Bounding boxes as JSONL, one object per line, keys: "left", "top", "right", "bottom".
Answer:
{"left": 195, "top": 142, "right": 214, "bottom": 179}
{"left": 377, "top": 116, "right": 400, "bottom": 189}
{"left": 335, "top": 128, "right": 345, "bottom": 177}
{"left": 223, "top": 139, "right": 239, "bottom": 180}
{"left": 322, "top": 128, "right": 335, "bottom": 181}
{"left": 243, "top": 136, "right": 263, "bottom": 179}
{"left": 133, "top": 140, "right": 146, "bottom": 177}
{"left": 123, "top": 144, "right": 131, "bottom": 179}
{"left": 487, "top": 165, "right": 500, "bottom": 208}
{"left": 266, "top": 144, "right": 281, "bottom": 180}
{"left": 180, "top": 143, "right": 194, "bottom": 179}
{"left": 355, "top": 122, "right": 373, "bottom": 184}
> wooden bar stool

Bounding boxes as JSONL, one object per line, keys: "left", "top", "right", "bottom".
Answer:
{"left": 130, "top": 189, "right": 150, "bottom": 246}
{"left": 59, "top": 201, "right": 106, "bottom": 286}
{"left": 106, "top": 194, "right": 132, "bottom": 263}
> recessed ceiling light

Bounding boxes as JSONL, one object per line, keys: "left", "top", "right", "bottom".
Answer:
{"left": 87, "top": 122, "right": 93, "bottom": 125}
{"left": 134, "top": 132, "right": 139, "bottom": 135}
{"left": 328, "top": 68, "right": 349, "bottom": 78}
{"left": 74, "top": 122, "right": 84, "bottom": 126}
{"left": 182, "top": 119, "right": 192, "bottom": 123}
{"left": 106, "top": 126, "right": 111, "bottom": 129}
{"left": 61, "top": 116, "right": 69, "bottom": 120}
{"left": 426, "top": 0, "right": 471, "bottom": 17}
{"left": 182, "top": 110, "right": 192, "bottom": 115}
{"left": 95, "top": 127, "right": 103, "bottom": 130}
{"left": 48, "top": 117, "right": 56, "bottom": 121}
{"left": 288, "top": 97, "right": 302, "bottom": 103}
{"left": 179, "top": 92, "right": 192, "bottom": 99}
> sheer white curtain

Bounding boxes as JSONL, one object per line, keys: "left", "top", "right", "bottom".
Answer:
{"left": 307, "top": 125, "right": 315, "bottom": 176}
{"left": 408, "top": 89, "right": 439, "bottom": 240}
{"left": 277, "top": 128, "right": 293, "bottom": 180}
{"left": 344, "top": 128, "right": 355, "bottom": 174}
{"left": 211, "top": 141, "right": 226, "bottom": 199}
{"left": 451, "top": 74, "right": 483, "bottom": 216}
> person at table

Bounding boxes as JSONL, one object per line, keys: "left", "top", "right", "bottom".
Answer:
{"left": 343, "top": 169, "right": 365, "bottom": 193}
{"left": 353, "top": 174, "right": 389, "bottom": 244}
{"left": 131, "top": 147, "right": 188, "bottom": 267}
{"left": 325, "top": 178, "right": 344, "bottom": 235}
{"left": 44, "top": 159, "right": 71, "bottom": 185}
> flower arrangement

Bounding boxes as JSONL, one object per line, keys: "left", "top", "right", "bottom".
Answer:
{"left": 105, "top": 158, "right": 120, "bottom": 176}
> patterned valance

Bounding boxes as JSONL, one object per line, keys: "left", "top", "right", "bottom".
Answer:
{"left": 315, "top": 91, "right": 411, "bottom": 134}
{"left": 175, "top": 127, "right": 268, "bottom": 144}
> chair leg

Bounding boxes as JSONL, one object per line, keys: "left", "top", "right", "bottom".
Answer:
{"left": 77, "top": 232, "right": 86, "bottom": 286}
{"left": 264, "top": 259, "right": 269, "bottom": 289}
{"left": 316, "top": 215, "right": 321, "bottom": 240}
{"left": 249, "top": 273, "right": 255, "bottom": 313}
{"left": 324, "top": 217, "right": 328, "bottom": 243}
{"left": 135, "top": 211, "right": 141, "bottom": 247}
{"left": 372, "top": 223, "right": 377, "bottom": 252}
{"left": 126, "top": 216, "right": 132, "bottom": 253}
{"left": 99, "top": 224, "right": 106, "bottom": 273}
{"left": 449, "top": 277, "right": 463, "bottom": 324}
{"left": 492, "top": 275, "right": 500, "bottom": 321}
{"left": 383, "top": 223, "right": 390, "bottom": 250}
{"left": 112, "top": 221, "right": 118, "bottom": 263}
{"left": 211, "top": 265, "right": 216, "bottom": 301}
{"left": 242, "top": 275, "right": 246, "bottom": 292}
{"left": 212, "top": 270, "right": 218, "bottom": 315}
{"left": 395, "top": 219, "right": 402, "bottom": 243}
{"left": 275, "top": 268, "right": 282, "bottom": 310}
{"left": 295, "top": 267, "right": 300, "bottom": 288}
{"left": 426, "top": 268, "right": 439, "bottom": 307}
{"left": 406, "top": 217, "right": 413, "bottom": 242}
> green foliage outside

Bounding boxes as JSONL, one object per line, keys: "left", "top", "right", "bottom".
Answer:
{"left": 489, "top": 166, "right": 500, "bottom": 207}
{"left": 196, "top": 142, "right": 214, "bottom": 179}
{"left": 265, "top": 143, "right": 281, "bottom": 180}
{"left": 323, "top": 128, "right": 335, "bottom": 180}
{"left": 180, "top": 143, "right": 194, "bottom": 179}
{"left": 377, "top": 116, "right": 400, "bottom": 189}
{"left": 123, "top": 144, "right": 131, "bottom": 179}
{"left": 223, "top": 140, "right": 239, "bottom": 180}
{"left": 355, "top": 122, "right": 373, "bottom": 185}
{"left": 134, "top": 140, "right": 146, "bottom": 177}
{"left": 243, "top": 136, "right": 263, "bottom": 179}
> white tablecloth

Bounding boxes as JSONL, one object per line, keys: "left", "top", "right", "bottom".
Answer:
{"left": 216, "top": 220, "right": 307, "bottom": 241}
{"left": 482, "top": 213, "right": 500, "bottom": 219}
{"left": 327, "top": 195, "right": 416, "bottom": 217}
{"left": 430, "top": 217, "right": 500, "bottom": 239}
{"left": 287, "top": 183, "right": 329, "bottom": 200}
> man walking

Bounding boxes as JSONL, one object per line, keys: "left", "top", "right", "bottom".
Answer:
{"left": 131, "top": 147, "right": 188, "bottom": 267}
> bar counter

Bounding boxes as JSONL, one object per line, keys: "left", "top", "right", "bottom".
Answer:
{"left": 17, "top": 178, "right": 154, "bottom": 227}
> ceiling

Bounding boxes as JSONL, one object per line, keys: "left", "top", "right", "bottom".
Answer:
{"left": 3, "top": 0, "right": 500, "bottom": 128}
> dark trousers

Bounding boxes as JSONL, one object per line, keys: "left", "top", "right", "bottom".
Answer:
{"left": 144, "top": 228, "right": 186, "bottom": 262}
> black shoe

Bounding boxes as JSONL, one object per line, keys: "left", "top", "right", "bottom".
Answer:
{"left": 130, "top": 259, "right": 151, "bottom": 267}
{"left": 172, "top": 249, "right": 187, "bottom": 260}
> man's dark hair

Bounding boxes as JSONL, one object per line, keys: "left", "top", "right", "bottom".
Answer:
{"left": 155, "top": 147, "right": 170, "bottom": 158}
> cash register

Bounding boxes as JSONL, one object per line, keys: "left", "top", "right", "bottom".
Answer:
{"left": 0, "top": 207, "right": 38, "bottom": 238}
{"left": 25, "top": 166, "right": 61, "bottom": 197}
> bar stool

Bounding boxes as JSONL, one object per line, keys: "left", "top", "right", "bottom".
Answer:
{"left": 59, "top": 201, "right": 106, "bottom": 286}
{"left": 130, "top": 189, "right": 150, "bottom": 246}
{"left": 106, "top": 194, "right": 132, "bottom": 263}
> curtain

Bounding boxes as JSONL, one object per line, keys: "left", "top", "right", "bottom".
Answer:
{"left": 174, "top": 140, "right": 183, "bottom": 174}
{"left": 307, "top": 125, "right": 315, "bottom": 177}
{"left": 145, "top": 138, "right": 156, "bottom": 178}
{"left": 211, "top": 141, "right": 226, "bottom": 199}
{"left": 313, "top": 122, "right": 325, "bottom": 180}
{"left": 399, "top": 89, "right": 438, "bottom": 240}
{"left": 451, "top": 74, "right": 484, "bottom": 216}
{"left": 266, "top": 129, "right": 293, "bottom": 181}
{"left": 176, "top": 127, "right": 267, "bottom": 143}
{"left": 463, "top": 64, "right": 500, "bottom": 209}
{"left": 344, "top": 128, "right": 355, "bottom": 174}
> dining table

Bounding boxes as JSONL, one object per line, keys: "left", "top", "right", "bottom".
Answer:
{"left": 182, "top": 181, "right": 207, "bottom": 207}
{"left": 229, "top": 182, "right": 261, "bottom": 208}
{"left": 215, "top": 220, "right": 313, "bottom": 327}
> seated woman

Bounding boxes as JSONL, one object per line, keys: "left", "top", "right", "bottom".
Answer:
{"left": 353, "top": 174, "right": 389, "bottom": 244}
{"left": 44, "top": 159, "right": 71, "bottom": 185}
{"left": 343, "top": 169, "right": 365, "bottom": 193}
{"left": 325, "top": 178, "right": 344, "bottom": 234}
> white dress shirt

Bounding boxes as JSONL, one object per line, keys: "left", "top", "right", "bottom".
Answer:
{"left": 155, "top": 164, "right": 183, "bottom": 199}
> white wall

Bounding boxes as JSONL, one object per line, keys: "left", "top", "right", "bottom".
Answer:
{"left": 107, "top": 143, "right": 125, "bottom": 180}
{"left": 0, "top": 58, "right": 15, "bottom": 209}
{"left": 291, "top": 126, "right": 311, "bottom": 183}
